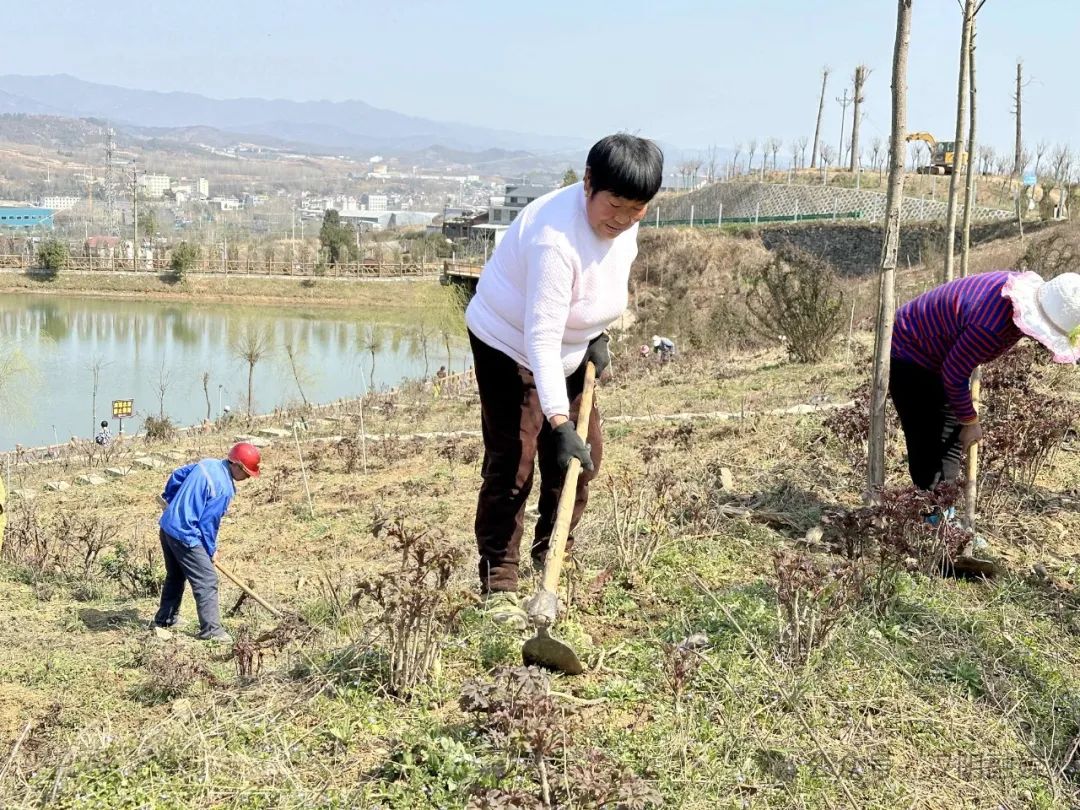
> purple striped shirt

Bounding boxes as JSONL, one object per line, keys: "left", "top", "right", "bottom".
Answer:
{"left": 891, "top": 271, "right": 1023, "bottom": 423}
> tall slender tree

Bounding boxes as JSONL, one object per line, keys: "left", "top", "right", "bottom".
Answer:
{"left": 960, "top": 22, "right": 979, "bottom": 280}
{"left": 943, "top": 0, "right": 977, "bottom": 282}
{"left": 850, "top": 65, "right": 870, "bottom": 172}
{"left": 1013, "top": 61, "right": 1026, "bottom": 237}
{"left": 961, "top": 17, "right": 980, "bottom": 527}
{"left": 810, "top": 67, "right": 830, "bottom": 169}
{"left": 868, "top": 0, "right": 913, "bottom": 491}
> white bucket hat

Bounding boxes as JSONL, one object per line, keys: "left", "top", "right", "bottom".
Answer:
{"left": 1002, "top": 271, "right": 1080, "bottom": 363}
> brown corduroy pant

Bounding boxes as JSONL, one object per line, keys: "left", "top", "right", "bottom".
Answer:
{"left": 469, "top": 331, "right": 602, "bottom": 593}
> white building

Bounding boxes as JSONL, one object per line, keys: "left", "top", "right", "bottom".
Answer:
{"left": 208, "top": 197, "right": 243, "bottom": 211}
{"left": 41, "top": 195, "right": 80, "bottom": 212}
{"left": 138, "top": 174, "right": 171, "bottom": 198}
{"left": 363, "top": 194, "right": 387, "bottom": 212}
{"left": 196, "top": 178, "right": 209, "bottom": 199}
{"left": 489, "top": 184, "right": 550, "bottom": 225}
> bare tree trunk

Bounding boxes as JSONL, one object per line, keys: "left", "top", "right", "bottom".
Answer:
{"left": 247, "top": 362, "right": 254, "bottom": 416}
{"left": 868, "top": 0, "right": 913, "bottom": 492}
{"left": 850, "top": 66, "right": 869, "bottom": 173}
{"left": 961, "top": 18, "right": 980, "bottom": 528}
{"left": 285, "top": 344, "right": 309, "bottom": 406}
{"left": 960, "top": 23, "right": 978, "bottom": 279}
{"left": 1013, "top": 61, "right": 1025, "bottom": 240}
{"left": 943, "top": 0, "right": 975, "bottom": 282}
{"left": 203, "top": 372, "right": 211, "bottom": 421}
{"left": 91, "top": 360, "right": 102, "bottom": 439}
{"left": 810, "top": 67, "right": 830, "bottom": 169}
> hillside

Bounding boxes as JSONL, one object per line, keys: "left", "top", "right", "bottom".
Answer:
{"left": 0, "top": 74, "right": 588, "bottom": 154}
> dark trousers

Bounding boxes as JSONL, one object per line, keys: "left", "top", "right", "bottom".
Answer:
{"left": 153, "top": 529, "right": 223, "bottom": 636}
{"left": 888, "top": 358, "right": 963, "bottom": 490}
{"left": 470, "top": 331, "right": 603, "bottom": 593}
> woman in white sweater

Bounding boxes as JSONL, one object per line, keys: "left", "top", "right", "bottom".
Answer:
{"left": 465, "top": 133, "right": 664, "bottom": 625}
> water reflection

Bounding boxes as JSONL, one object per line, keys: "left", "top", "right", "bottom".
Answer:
{"left": 0, "top": 293, "right": 469, "bottom": 449}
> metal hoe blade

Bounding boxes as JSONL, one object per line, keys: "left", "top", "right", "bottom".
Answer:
{"left": 522, "top": 626, "right": 584, "bottom": 676}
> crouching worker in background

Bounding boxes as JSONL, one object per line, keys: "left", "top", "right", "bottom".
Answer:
{"left": 890, "top": 270, "right": 1080, "bottom": 491}
{"left": 152, "top": 442, "right": 261, "bottom": 642}
{"left": 464, "top": 133, "right": 664, "bottom": 628}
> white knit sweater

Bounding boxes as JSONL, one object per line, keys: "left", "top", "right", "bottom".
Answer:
{"left": 465, "top": 182, "right": 637, "bottom": 417}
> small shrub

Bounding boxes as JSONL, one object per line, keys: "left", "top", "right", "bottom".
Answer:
{"left": 351, "top": 514, "right": 472, "bottom": 696}
{"left": 2, "top": 501, "right": 118, "bottom": 584}
{"left": 36, "top": 239, "right": 70, "bottom": 277}
{"left": 745, "top": 245, "right": 846, "bottom": 363}
{"left": 661, "top": 639, "right": 703, "bottom": 710}
{"left": 601, "top": 471, "right": 676, "bottom": 578}
{"left": 462, "top": 666, "right": 662, "bottom": 809}
{"left": 232, "top": 616, "right": 315, "bottom": 680}
{"left": 140, "top": 645, "right": 220, "bottom": 702}
{"left": 335, "top": 436, "right": 366, "bottom": 473}
{"left": 168, "top": 241, "right": 200, "bottom": 280}
{"left": 837, "top": 484, "right": 970, "bottom": 614}
{"left": 564, "top": 749, "right": 663, "bottom": 809}
{"left": 143, "top": 415, "right": 178, "bottom": 441}
{"left": 978, "top": 344, "right": 1079, "bottom": 508}
{"left": 261, "top": 467, "right": 293, "bottom": 503}
{"left": 100, "top": 544, "right": 161, "bottom": 598}
{"left": 773, "top": 549, "right": 864, "bottom": 665}
{"left": 1019, "top": 229, "right": 1077, "bottom": 278}
{"left": 461, "top": 666, "right": 570, "bottom": 809}
{"left": 821, "top": 376, "right": 900, "bottom": 478}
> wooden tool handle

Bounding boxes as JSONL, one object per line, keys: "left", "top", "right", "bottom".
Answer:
{"left": 963, "top": 373, "right": 981, "bottom": 530}
{"left": 214, "top": 560, "right": 283, "bottom": 618}
{"left": 540, "top": 362, "right": 597, "bottom": 595}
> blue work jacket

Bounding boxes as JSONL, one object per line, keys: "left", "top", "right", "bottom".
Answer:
{"left": 159, "top": 459, "right": 236, "bottom": 557}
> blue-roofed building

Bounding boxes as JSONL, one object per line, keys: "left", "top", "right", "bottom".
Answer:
{"left": 0, "top": 206, "right": 55, "bottom": 229}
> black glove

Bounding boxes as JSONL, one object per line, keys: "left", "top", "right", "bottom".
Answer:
{"left": 584, "top": 333, "right": 610, "bottom": 378}
{"left": 552, "top": 422, "right": 594, "bottom": 471}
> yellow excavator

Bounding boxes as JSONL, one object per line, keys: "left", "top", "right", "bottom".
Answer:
{"left": 905, "top": 132, "right": 968, "bottom": 175}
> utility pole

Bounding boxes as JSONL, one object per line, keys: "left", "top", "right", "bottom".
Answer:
{"left": 836, "top": 87, "right": 852, "bottom": 168}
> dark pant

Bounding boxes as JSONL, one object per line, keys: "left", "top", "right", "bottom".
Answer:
{"left": 888, "top": 358, "right": 963, "bottom": 490}
{"left": 153, "top": 529, "right": 223, "bottom": 636}
{"left": 470, "top": 331, "right": 603, "bottom": 593}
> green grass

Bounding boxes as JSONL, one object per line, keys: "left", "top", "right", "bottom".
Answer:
{"left": 0, "top": 268, "right": 448, "bottom": 311}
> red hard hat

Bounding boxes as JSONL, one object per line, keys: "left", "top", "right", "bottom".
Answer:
{"left": 228, "top": 442, "right": 261, "bottom": 477}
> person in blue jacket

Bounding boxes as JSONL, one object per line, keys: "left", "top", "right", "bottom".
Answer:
{"left": 152, "top": 442, "right": 261, "bottom": 642}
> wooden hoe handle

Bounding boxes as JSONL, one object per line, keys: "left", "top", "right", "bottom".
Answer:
{"left": 540, "top": 362, "right": 597, "bottom": 595}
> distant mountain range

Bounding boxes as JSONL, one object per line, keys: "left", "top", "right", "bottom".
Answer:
{"left": 0, "top": 74, "right": 589, "bottom": 156}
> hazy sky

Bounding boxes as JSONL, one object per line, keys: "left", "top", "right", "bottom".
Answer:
{"left": 3, "top": 0, "right": 1077, "bottom": 155}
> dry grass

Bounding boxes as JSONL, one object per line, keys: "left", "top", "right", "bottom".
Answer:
{"left": 2, "top": 337, "right": 1079, "bottom": 807}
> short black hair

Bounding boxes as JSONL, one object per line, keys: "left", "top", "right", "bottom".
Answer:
{"left": 100, "top": 421, "right": 108, "bottom": 428}
{"left": 585, "top": 134, "right": 664, "bottom": 202}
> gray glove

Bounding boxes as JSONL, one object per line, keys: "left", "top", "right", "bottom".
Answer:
{"left": 553, "top": 422, "right": 594, "bottom": 471}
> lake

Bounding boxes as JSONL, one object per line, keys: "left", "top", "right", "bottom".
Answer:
{"left": 0, "top": 293, "right": 470, "bottom": 449}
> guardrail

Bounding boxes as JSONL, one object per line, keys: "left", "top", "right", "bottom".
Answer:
{"left": 442, "top": 260, "right": 483, "bottom": 282}
{"left": 642, "top": 211, "right": 862, "bottom": 228}
{"left": 0, "top": 255, "right": 443, "bottom": 278}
